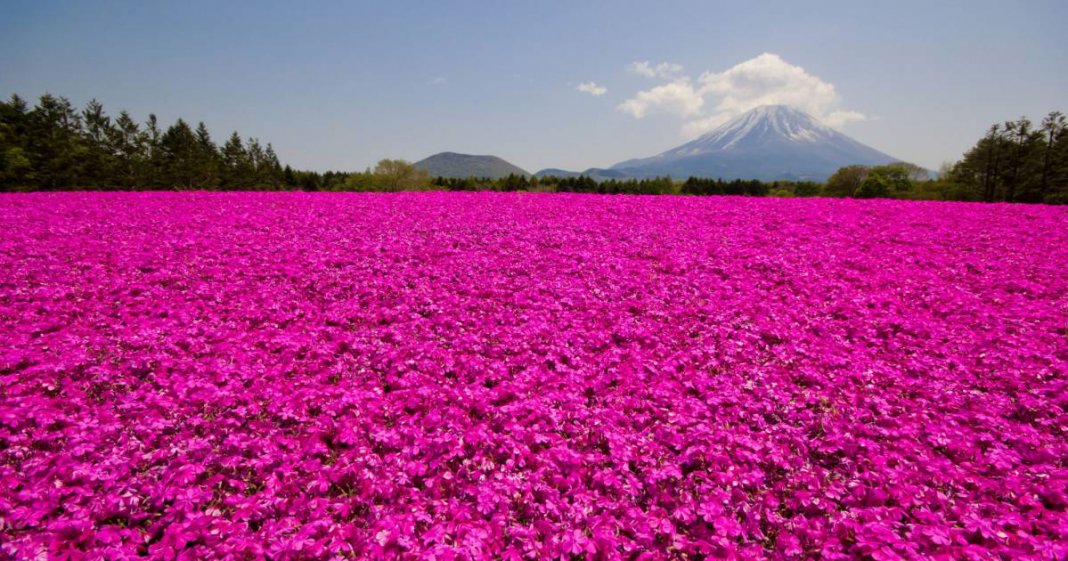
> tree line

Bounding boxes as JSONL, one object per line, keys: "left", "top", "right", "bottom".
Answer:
{"left": 823, "top": 113, "right": 1068, "bottom": 204}
{"left": 943, "top": 113, "right": 1068, "bottom": 203}
{"left": 2, "top": 93, "right": 1066, "bottom": 203}
{"left": 0, "top": 94, "right": 286, "bottom": 190}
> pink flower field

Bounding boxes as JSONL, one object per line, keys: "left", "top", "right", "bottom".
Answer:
{"left": 2, "top": 192, "right": 1068, "bottom": 560}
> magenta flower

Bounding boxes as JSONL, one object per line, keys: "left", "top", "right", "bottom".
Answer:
{"left": 2, "top": 192, "right": 1066, "bottom": 559}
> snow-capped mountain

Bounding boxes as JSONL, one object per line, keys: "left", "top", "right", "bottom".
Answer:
{"left": 610, "top": 105, "right": 898, "bottom": 181}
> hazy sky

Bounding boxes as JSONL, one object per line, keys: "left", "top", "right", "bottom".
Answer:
{"left": 2, "top": 1, "right": 1066, "bottom": 172}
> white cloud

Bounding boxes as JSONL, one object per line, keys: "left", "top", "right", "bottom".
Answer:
{"left": 680, "top": 115, "right": 732, "bottom": 138}
{"left": 627, "top": 61, "right": 685, "bottom": 79}
{"left": 823, "top": 109, "right": 867, "bottom": 128}
{"left": 615, "top": 79, "right": 703, "bottom": 118}
{"left": 427, "top": 76, "right": 447, "bottom": 86}
{"left": 619, "top": 53, "right": 866, "bottom": 136}
{"left": 576, "top": 81, "right": 607, "bottom": 96}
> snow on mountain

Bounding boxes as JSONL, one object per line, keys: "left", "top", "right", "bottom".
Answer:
{"left": 610, "top": 105, "right": 898, "bottom": 181}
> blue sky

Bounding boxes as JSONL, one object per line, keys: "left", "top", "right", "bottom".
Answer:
{"left": 2, "top": 1, "right": 1066, "bottom": 172}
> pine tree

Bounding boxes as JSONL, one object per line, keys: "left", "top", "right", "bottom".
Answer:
{"left": 145, "top": 114, "right": 164, "bottom": 189}
{"left": 262, "top": 143, "right": 284, "bottom": 189}
{"left": 2, "top": 92, "right": 323, "bottom": 191}
{"left": 159, "top": 119, "right": 199, "bottom": 189}
{"left": 193, "top": 122, "right": 220, "bottom": 189}
{"left": 110, "top": 111, "right": 148, "bottom": 189}
{"left": 0, "top": 94, "right": 33, "bottom": 189}
{"left": 282, "top": 164, "right": 297, "bottom": 189}
{"left": 221, "top": 132, "right": 253, "bottom": 189}
{"left": 80, "top": 99, "right": 116, "bottom": 189}
{"left": 1040, "top": 111, "right": 1066, "bottom": 200}
{"left": 246, "top": 139, "right": 270, "bottom": 189}
{"left": 28, "top": 94, "right": 85, "bottom": 190}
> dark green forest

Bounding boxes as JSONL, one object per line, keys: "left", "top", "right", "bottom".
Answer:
{"left": 943, "top": 114, "right": 1068, "bottom": 203}
{"left": 1, "top": 94, "right": 1066, "bottom": 203}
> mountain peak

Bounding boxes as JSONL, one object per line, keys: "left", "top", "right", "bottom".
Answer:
{"left": 608, "top": 104, "right": 898, "bottom": 181}
{"left": 689, "top": 105, "right": 834, "bottom": 151}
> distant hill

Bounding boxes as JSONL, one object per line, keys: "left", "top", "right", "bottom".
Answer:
{"left": 533, "top": 168, "right": 633, "bottom": 181}
{"left": 414, "top": 152, "right": 529, "bottom": 179}
{"left": 607, "top": 105, "right": 898, "bottom": 182}
{"left": 533, "top": 168, "right": 578, "bottom": 178}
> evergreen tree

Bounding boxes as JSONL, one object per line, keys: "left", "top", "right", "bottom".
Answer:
{"left": 0, "top": 94, "right": 33, "bottom": 189}
{"left": 1001, "top": 118, "right": 1043, "bottom": 202}
{"left": 282, "top": 164, "right": 297, "bottom": 189}
{"left": 193, "top": 122, "right": 220, "bottom": 189}
{"left": 28, "top": 94, "right": 84, "bottom": 190}
{"left": 948, "top": 113, "right": 1068, "bottom": 203}
{"left": 221, "top": 132, "right": 253, "bottom": 189}
{"left": 1040, "top": 111, "right": 1066, "bottom": 200}
{"left": 80, "top": 99, "right": 116, "bottom": 189}
{"left": 246, "top": 138, "right": 267, "bottom": 189}
{"left": 1048, "top": 122, "right": 1068, "bottom": 204}
{"left": 144, "top": 114, "right": 164, "bottom": 189}
{"left": 159, "top": 119, "right": 199, "bottom": 189}
{"left": 110, "top": 111, "right": 148, "bottom": 189}
{"left": 261, "top": 143, "right": 284, "bottom": 189}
